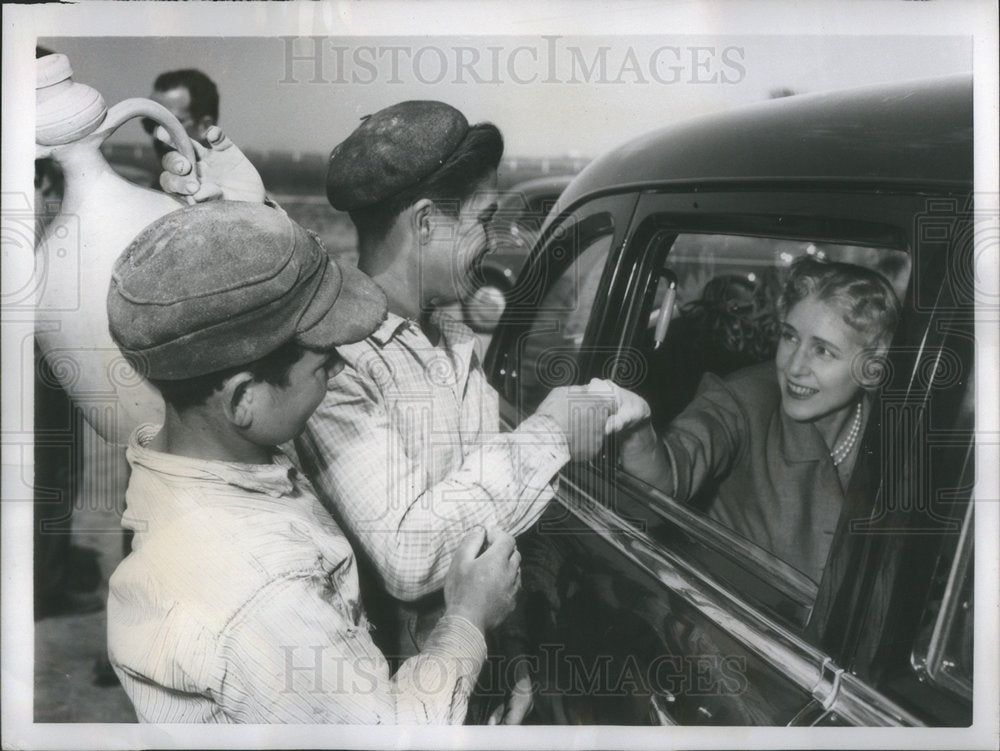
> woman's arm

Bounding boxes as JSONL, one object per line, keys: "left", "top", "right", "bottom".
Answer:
{"left": 619, "top": 371, "right": 749, "bottom": 501}
{"left": 620, "top": 421, "right": 676, "bottom": 492}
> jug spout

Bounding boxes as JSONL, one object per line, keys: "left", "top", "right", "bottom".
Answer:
{"left": 36, "top": 54, "right": 108, "bottom": 149}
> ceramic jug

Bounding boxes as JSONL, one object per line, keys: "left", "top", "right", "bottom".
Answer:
{"left": 35, "top": 54, "right": 197, "bottom": 445}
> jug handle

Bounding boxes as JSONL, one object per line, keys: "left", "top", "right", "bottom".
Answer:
{"left": 97, "top": 98, "right": 199, "bottom": 201}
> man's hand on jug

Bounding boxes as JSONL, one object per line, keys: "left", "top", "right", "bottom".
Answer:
{"left": 157, "top": 125, "right": 266, "bottom": 204}
{"left": 444, "top": 526, "right": 521, "bottom": 634}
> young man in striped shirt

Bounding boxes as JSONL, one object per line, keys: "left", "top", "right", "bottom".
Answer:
{"left": 295, "top": 101, "right": 649, "bottom": 723}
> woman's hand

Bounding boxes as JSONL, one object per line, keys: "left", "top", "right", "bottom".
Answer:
{"left": 618, "top": 417, "right": 675, "bottom": 494}
{"left": 599, "top": 379, "right": 652, "bottom": 435}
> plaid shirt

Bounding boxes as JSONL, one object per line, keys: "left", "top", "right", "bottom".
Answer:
{"left": 295, "top": 310, "right": 570, "bottom": 602}
{"left": 108, "top": 424, "right": 486, "bottom": 724}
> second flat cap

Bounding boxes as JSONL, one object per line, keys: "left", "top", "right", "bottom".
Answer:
{"left": 108, "top": 201, "right": 387, "bottom": 380}
{"left": 326, "top": 100, "right": 469, "bottom": 212}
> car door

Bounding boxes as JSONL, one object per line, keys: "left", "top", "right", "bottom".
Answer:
{"left": 486, "top": 187, "right": 973, "bottom": 726}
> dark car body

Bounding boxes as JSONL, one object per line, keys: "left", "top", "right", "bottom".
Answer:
{"left": 463, "top": 175, "right": 574, "bottom": 332}
{"left": 486, "top": 75, "right": 975, "bottom": 726}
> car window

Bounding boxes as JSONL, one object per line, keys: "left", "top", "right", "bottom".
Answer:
{"left": 637, "top": 234, "right": 911, "bottom": 426}
{"left": 623, "top": 231, "right": 912, "bottom": 592}
{"left": 491, "top": 184, "right": 567, "bottom": 255}
{"left": 516, "top": 213, "right": 616, "bottom": 410}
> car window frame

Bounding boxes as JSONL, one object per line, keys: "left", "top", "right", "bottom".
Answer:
{"left": 494, "top": 187, "right": 933, "bottom": 619}
{"left": 486, "top": 185, "right": 975, "bottom": 724}
{"left": 597, "top": 187, "right": 975, "bottom": 676}
{"left": 915, "top": 499, "right": 974, "bottom": 701}
{"left": 487, "top": 192, "right": 638, "bottom": 408}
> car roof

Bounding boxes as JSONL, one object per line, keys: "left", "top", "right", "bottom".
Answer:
{"left": 555, "top": 74, "right": 973, "bottom": 216}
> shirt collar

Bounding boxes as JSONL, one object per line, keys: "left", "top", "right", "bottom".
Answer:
{"left": 368, "top": 309, "right": 477, "bottom": 351}
{"left": 128, "top": 424, "right": 298, "bottom": 498}
{"left": 432, "top": 309, "right": 477, "bottom": 351}
{"left": 368, "top": 311, "right": 412, "bottom": 346}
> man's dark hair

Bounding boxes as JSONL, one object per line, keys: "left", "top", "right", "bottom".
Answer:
{"left": 350, "top": 123, "right": 504, "bottom": 244}
{"left": 153, "top": 69, "right": 220, "bottom": 123}
{"left": 149, "top": 340, "right": 309, "bottom": 411}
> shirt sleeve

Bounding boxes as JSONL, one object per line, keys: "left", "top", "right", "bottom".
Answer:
{"left": 656, "top": 372, "right": 748, "bottom": 501}
{"left": 295, "top": 367, "right": 569, "bottom": 601}
{"left": 216, "top": 576, "right": 486, "bottom": 724}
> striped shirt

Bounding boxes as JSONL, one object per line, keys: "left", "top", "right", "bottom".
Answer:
{"left": 107, "top": 424, "right": 486, "bottom": 724}
{"left": 294, "top": 311, "right": 570, "bottom": 605}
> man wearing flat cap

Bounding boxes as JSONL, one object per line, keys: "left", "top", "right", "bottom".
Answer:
{"left": 294, "top": 101, "right": 649, "bottom": 723}
{"left": 105, "top": 201, "right": 525, "bottom": 723}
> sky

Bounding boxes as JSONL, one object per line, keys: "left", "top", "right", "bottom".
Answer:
{"left": 41, "top": 34, "right": 972, "bottom": 159}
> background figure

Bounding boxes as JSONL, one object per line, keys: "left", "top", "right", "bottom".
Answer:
{"left": 646, "top": 271, "right": 781, "bottom": 427}
{"left": 143, "top": 68, "right": 218, "bottom": 149}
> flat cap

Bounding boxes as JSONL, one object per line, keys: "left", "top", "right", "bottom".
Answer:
{"left": 326, "top": 100, "right": 469, "bottom": 211}
{"left": 108, "top": 201, "right": 387, "bottom": 380}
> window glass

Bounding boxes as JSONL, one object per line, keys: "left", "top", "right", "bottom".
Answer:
{"left": 639, "top": 235, "right": 910, "bottom": 424}
{"left": 939, "top": 555, "right": 974, "bottom": 696}
{"left": 918, "top": 487, "right": 974, "bottom": 701}
{"left": 623, "top": 231, "right": 911, "bottom": 589}
{"left": 517, "top": 214, "right": 615, "bottom": 409}
{"left": 493, "top": 194, "right": 551, "bottom": 255}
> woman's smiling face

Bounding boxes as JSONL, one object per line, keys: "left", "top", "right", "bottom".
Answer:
{"left": 775, "top": 295, "right": 870, "bottom": 424}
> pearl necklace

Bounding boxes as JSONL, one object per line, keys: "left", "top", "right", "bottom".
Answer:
{"left": 831, "top": 401, "right": 863, "bottom": 466}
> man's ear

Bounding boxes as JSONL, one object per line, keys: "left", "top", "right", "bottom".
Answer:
{"left": 411, "top": 199, "right": 435, "bottom": 243}
{"left": 220, "top": 372, "right": 256, "bottom": 428}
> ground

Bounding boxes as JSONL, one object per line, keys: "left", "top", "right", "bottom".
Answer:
{"left": 34, "top": 491, "right": 136, "bottom": 722}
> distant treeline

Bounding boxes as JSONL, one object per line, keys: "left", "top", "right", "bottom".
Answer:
{"left": 103, "top": 143, "right": 589, "bottom": 195}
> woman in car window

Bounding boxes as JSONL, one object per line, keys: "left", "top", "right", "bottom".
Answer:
{"left": 620, "top": 257, "right": 900, "bottom": 584}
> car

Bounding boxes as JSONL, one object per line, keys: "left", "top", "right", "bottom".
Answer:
{"left": 485, "top": 75, "right": 975, "bottom": 726}
{"left": 462, "top": 175, "right": 574, "bottom": 332}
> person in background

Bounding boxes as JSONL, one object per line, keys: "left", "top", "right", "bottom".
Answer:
{"left": 106, "top": 201, "right": 520, "bottom": 723}
{"left": 142, "top": 68, "right": 219, "bottom": 152}
{"left": 127, "top": 69, "right": 227, "bottom": 192}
